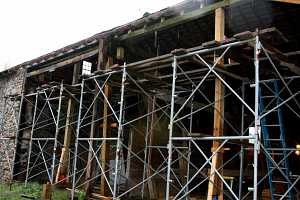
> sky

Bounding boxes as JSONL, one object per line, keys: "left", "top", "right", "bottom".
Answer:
{"left": 0, "top": 0, "right": 183, "bottom": 71}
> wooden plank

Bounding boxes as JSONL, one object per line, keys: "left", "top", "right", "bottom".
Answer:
{"left": 27, "top": 48, "right": 98, "bottom": 77}
{"left": 100, "top": 57, "right": 113, "bottom": 195}
{"left": 207, "top": 7, "right": 225, "bottom": 200}
{"left": 272, "top": 0, "right": 300, "bottom": 4}
{"left": 55, "top": 62, "right": 80, "bottom": 184}
{"left": 146, "top": 96, "right": 157, "bottom": 199}
{"left": 41, "top": 183, "right": 52, "bottom": 200}
{"left": 260, "top": 42, "right": 300, "bottom": 75}
{"left": 85, "top": 39, "right": 105, "bottom": 192}
{"left": 97, "top": 39, "right": 106, "bottom": 70}
{"left": 259, "top": 27, "right": 288, "bottom": 44}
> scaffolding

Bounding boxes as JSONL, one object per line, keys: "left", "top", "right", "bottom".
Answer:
{"left": 9, "top": 33, "right": 300, "bottom": 200}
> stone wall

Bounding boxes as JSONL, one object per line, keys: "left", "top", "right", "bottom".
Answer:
{"left": 0, "top": 67, "right": 25, "bottom": 182}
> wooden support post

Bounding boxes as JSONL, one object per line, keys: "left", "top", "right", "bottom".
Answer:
{"left": 116, "top": 47, "right": 125, "bottom": 61}
{"left": 146, "top": 96, "right": 157, "bottom": 199}
{"left": 207, "top": 7, "right": 225, "bottom": 200}
{"left": 100, "top": 57, "right": 113, "bottom": 196}
{"left": 85, "top": 39, "right": 105, "bottom": 192}
{"left": 41, "top": 183, "right": 52, "bottom": 200}
{"left": 55, "top": 63, "right": 80, "bottom": 184}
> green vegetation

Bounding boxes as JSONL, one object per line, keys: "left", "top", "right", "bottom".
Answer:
{"left": 0, "top": 182, "right": 41, "bottom": 200}
{"left": 0, "top": 182, "right": 85, "bottom": 200}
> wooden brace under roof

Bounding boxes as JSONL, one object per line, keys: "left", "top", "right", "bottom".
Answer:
{"left": 272, "top": 0, "right": 300, "bottom": 4}
{"left": 26, "top": 28, "right": 298, "bottom": 81}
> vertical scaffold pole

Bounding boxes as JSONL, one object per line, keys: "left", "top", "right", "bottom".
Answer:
{"left": 253, "top": 34, "right": 261, "bottom": 200}
{"left": 51, "top": 83, "right": 63, "bottom": 184}
{"left": 71, "top": 80, "right": 84, "bottom": 200}
{"left": 239, "top": 82, "right": 245, "bottom": 199}
{"left": 186, "top": 88, "right": 193, "bottom": 200}
{"left": 166, "top": 56, "right": 177, "bottom": 200}
{"left": 25, "top": 93, "right": 38, "bottom": 186}
{"left": 113, "top": 63, "right": 126, "bottom": 199}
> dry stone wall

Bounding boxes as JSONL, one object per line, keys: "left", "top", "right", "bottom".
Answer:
{"left": 0, "top": 67, "right": 25, "bottom": 182}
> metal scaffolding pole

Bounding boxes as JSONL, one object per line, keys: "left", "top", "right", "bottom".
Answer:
{"left": 238, "top": 82, "right": 245, "bottom": 199}
{"left": 12, "top": 34, "right": 300, "bottom": 200}
{"left": 71, "top": 80, "right": 84, "bottom": 200}
{"left": 51, "top": 83, "right": 63, "bottom": 183}
{"left": 25, "top": 93, "right": 38, "bottom": 186}
{"left": 21, "top": 84, "right": 66, "bottom": 186}
{"left": 253, "top": 34, "right": 261, "bottom": 200}
{"left": 163, "top": 38, "right": 250, "bottom": 199}
{"left": 113, "top": 63, "right": 126, "bottom": 199}
{"left": 166, "top": 56, "right": 177, "bottom": 199}
{"left": 185, "top": 87, "right": 194, "bottom": 200}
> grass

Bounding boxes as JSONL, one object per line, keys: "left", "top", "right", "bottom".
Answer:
{"left": 0, "top": 182, "right": 41, "bottom": 200}
{"left": 0, "top": 182, "right": 85, "bottom": 200}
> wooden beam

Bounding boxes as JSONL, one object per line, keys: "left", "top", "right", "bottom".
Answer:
{"left": 99, "top": 122, "right": 118, "bottom": 128}
{"left": 207, "top": 7, "right": 225, "bottom": 200}
{"left": 55, "top": 62, "right": 80, "bottom": 184}
{"left": 85, "top": 39, "right": 106, "bottom": 192}
{"left": 280, "top": 61, "right": 300, "bottom": 75}
{"left": 119, "top": 0, "right": 240, "bottom": 41}
{"left": 272, "top": 0, "right": 300, "bottom": 4}
{"left": 285, "top": 51, "right": 300, "bottom": 57}
{"left": 146, "top": 96, "right": 157, "bottom": 199}
{"left": 27, "top": 48, "right": 98, "bottom": 77}
{"left": 41, "top": 183, "right": 52, "bottom": 200}
{"left": 100, "top": 57, "right": 113, "bottom": 196}
{"left": 261, "top": 42, "right": 300, "bottom": 75}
